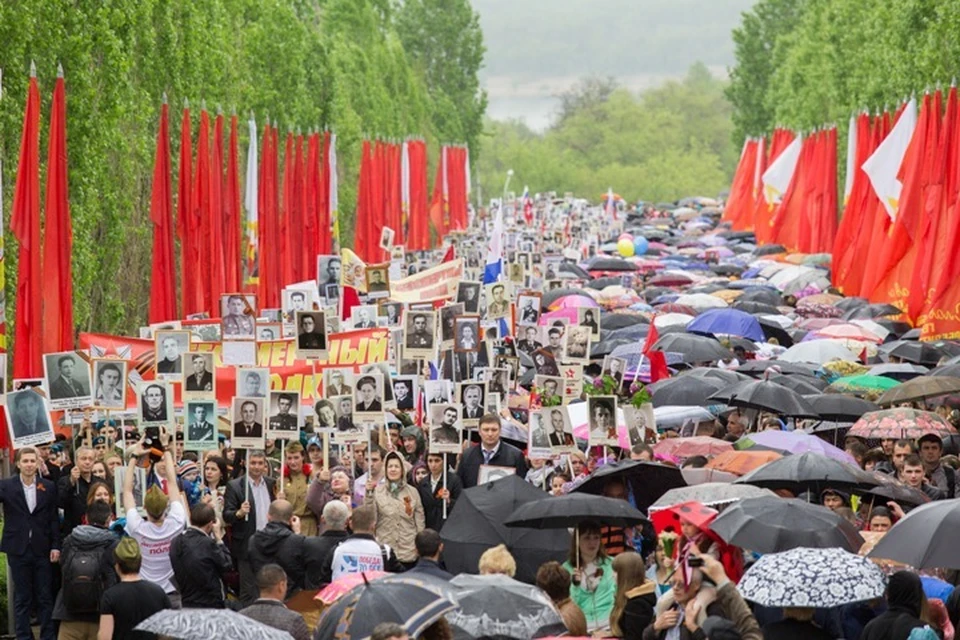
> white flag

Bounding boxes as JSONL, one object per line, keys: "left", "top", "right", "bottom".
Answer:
{"left": 843, "top": 115, "right": 857, "bottom": 204}
{"left": 862, "top": 97, "right": 918, "bottom": 221}
{"left": 762, "top": 135, "right": 802, "bottom": 205}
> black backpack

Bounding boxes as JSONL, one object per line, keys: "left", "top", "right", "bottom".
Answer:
{"left": 62, "top": 547, "right": 105, "bottom": 613}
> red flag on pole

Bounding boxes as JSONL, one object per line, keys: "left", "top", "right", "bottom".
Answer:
{"left": 207, "top": 112, "right": 226, "bottom": 316}
{"left": 407, "top": 139, "right": 430, "bottom": 251}
{"left": 41, "top": 67, "right": 75, "bottom": 354}
{"left": 293, "top": 133, "right": 306, "bottom": 281}
{"left": 11, "top": 66, "right": 42, "bottom": 379}
{"left": 317, "top": 132, "right": 332, "bottom": 256}
{"left": 223, "top": 114, "right": 242, "bottom": 293}
{"left": 193, "top": 109, "right": 212, "bottom": 315}
{"left": 280, "top": 131, "right": 294, "bottom": 287}
{"left": 642, "top": 320, "right": 669, "bottom": 383}
{"left": 176, "top": 104, "right": 196, "bottom": 317}
{"left": 148, "top": 98, "right": 177, "bottom": 324}
{"left": 304, "top": 131, "right": 320, "bottom": 280}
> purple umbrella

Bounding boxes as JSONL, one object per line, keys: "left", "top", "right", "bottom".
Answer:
{"left": 735, "top": 431, "right": 856, "bottom": 465}
{"left": 687, "top": 308, "right": 764, "bottom": 341}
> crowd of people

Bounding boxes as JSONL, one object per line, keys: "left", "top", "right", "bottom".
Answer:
{"left": 4, "top": 193, "right": 960, "bottom": 640}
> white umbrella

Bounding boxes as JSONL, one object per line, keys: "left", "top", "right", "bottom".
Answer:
{"left": 778, "top": 339, "right": 857, "bottom": 364}
{"left": 739, "top": 547, "right": 887, "bottom": 607}
{"left": 675, "top": 293, "right": 729, "bottom": 311}
{"left": 653, "top": 405, "right": 715, "bottom": 430}
{"left": 654, "top": 313, "right": 694, "bottom": 328}
{"left": 850, "top": 319, "right": 891, "bottom": 341}
{"left": 648, "top": 482, "right": 775, "bottom": 512}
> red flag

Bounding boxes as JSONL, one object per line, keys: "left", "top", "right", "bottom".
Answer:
{"left": 753, "top": 129, "right": 795, "bottom": 245}
{"left": 257, "top": 122, "right": 281, "bottom": 309}
{"left": 11, "top": 70, "right": 42, "bottom": 379}
{"left": 770, "top": 134, "right": 815, "bottom": 252}
{"left": 317, "top": 132, "right": 332, "bottom": 256}
{"left": 207, "top": 112, "right": 226, "bottom": 316}
{"left": 304, "top": 132, "right": 320, "bottom": 280}
{"left": 448, "top": 146, "right": 468, "bottom": 231}
{"left": 833, "top": 113, "right": 873, "bottom": 291}
{"left": 851, "top": 112, "right": 893, "bottom": 297}
{"left": 428, "top": 146, "right": 448, "bottom": 245}
{"left": 293, "top": 133, "right": 306, "bottom": 281}
{"left": 223, "top": 114, "right": 242, "bottom": 293}
{"left": 279, "top": 131, "right": 294, "bottom": 287}
{"left": 407, "top": 139, "right": 430, "bottom": 251}
{"left": 148, "top": 99, "right": 177, "bottom": 324}
{"left": 722, "top": 138, "right": 758, "bottom": 230}
{"left": 176, "top": 105, "right": 195, "bottom": 317}
{"left": 192, "top": 109, "right": 212, "bottom": 315}
{"left": 341, "top": 285, "right": 361, "bottom": 322}
{"left": 441, "top": 244, "right": 455, "bottom": 263}
{"left": 642, "top": 320, "right": 669, "bottom": 383}
{"left": 353, "top": 140, "right": 374, "bottom": 261}
{"left": 41, "top": 70, "right": 75, "bottom": 354}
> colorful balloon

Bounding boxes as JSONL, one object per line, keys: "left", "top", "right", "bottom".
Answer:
{"left": 633, "top": 236, "right": 649, "bottom": 256}
{"left": 617, "top": 238, "right": 635, "bottom": 257}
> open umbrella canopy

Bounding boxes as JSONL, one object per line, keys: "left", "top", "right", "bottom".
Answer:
{"left": 447, "top": 574, "right": 566, "bottom": 640}
{"left": 812, "top": 323, "right": 884, "bottom": 343}
{"left": 136, "top": 609, "right": 295, "bottom": 640}
{"left": 886, "top": 341, "right": 945, "bottom": 365}
{"left": 828, "top": 375, "right": 900, "bottom": 395}
{"left": 574, "top": 460, "right": 687, "bottom": 514}
{"left": 766, "top": 374, "right": 826, "bottom": 395}
{"left": 842, "top": 303, "right": 903, "bottom": 320}
{"left": 652, "top": 333, "right": 732, "bottom": 363}
{"left": 601, "top": 313, "right": 647, "bottom": 330}
{"left": 734, "top": 451, "right": 878, "bottom": 494}
{"left": 647, "top": 483, "right": 776, "bottom": 513}
{"left": 587, "top": 256, "right": 640, "bottom": 272}
{"left": 735, "top": 360, "right": 816, "bottom": 378}
{"left": 648, "top": 376, "right": 725, "bottom": 407}
{"left": 704, "top": 450, "right": 783, "bottom": 476}
{"left": 735, "top": 430, "right": 855, "bottom": 464}
{"left": 650, "top": 501, "right": 718, "bottom": 535}
{"left": 674, "top": 293, "right": 729, "bottom": 311}
{"left": 710, "top": 496, "right": 865, "bottom": 553}
{"left": 867, "top": 499, "right": 960, "bottom": 569}
{"left": 504, "top": 493, "right": 649, "bottom": 529}
{"left": 711, "top": 379, "right": 819, "bottom": 418}
{"left": 686, "top": 308, "right": 764, "bottom": 341}
{"left": 547, "top": 294, "right": 599, "bottom": 311}
{"left": 848, "top": 408, "right": 957, "bottom": 440}
{"left": 738, "top": 547, "right": 887, "bottom": 607}
{"left": 804, "top": 395, "right": 879, "bottom": 422}
{"left": 679, "top": 368, "right": 750, "bottom": 385}
{"left": 778, "top": 339, "right": 856, "bottom": 364}
{"left": 874, "top": 375, "right": 960, "bottom": 406}
{"left": 652, "top": 436, "right": 733, "bottom": 460}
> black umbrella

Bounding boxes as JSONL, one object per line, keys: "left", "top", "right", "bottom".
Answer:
{"left": 504, "top": 493, "right": 649, "bottom": 529}
{"left": 887, "top": 341, "right": 946, "bottom": 366}
{"left": 754, "top": 244, "right": 786, "bottom": 256}
{"left": 842, "top": 303, "right": 903, "bottom": 320}
{"left": 540, "top": 287, "right": 587, "bottom": 309}
{"left": 875, "top": 375, "right": 960, "bottom": 406}
{"left": 440, "top": 475, "right": 570, "bottom": 584}
{"left": 736, "top": 288, "right": 783, "bottom": 306}
{"left": 867, "top": 500, "right": 960, "bottom": 569}
{"left": 710, "top": 496, "right": 864, "bottom": 553}
{"left": 803, "top": 395, "right": 879, "bottom": 422}
{"left": 586, "top": 276, "right": 626, "bottom": 290}
{"left": 591, "top": 337, "right": 637, "bottom": 358}
{"left": 757, "top": 319, "right": 795, "bottom": 347}
{"left": 735, "top": 360, "right": 817, "bottom": 377}
{"left": 710, "top": 379, "right": 819, "bottom": 418}
{"left": 446, "top": 574, "right": 567, "bottom": 639}
{"left": 587, "top": 257, "right": 639, "bottom": 272}
{"left": 651, "top": 333, "right": 732, "bottom": 363}
{"left": 875, "top": 319, "right": 913, "bottom": 338}
{"left": 901, "top": 328, "right": 922, "bottom": 340}
{"left": 678, "top": 368, "right": 749, "bottom": 385}
{"left": 601, "top": 313, "right": 647, "bottom": 330}
{"left": 649, "top": 376, "right": 725, "bottom": 407}
{"left": 930, "top": 363, "right": 960, "bottom": 378}
{"left": 574, "top": 461, "right": 687, "bottom": 514}
{"left": 867, "top": 363, "right": 930, "bottom": 381}
{"left": 733, "top": 451, "right": 879, "bottom": 494}
{"left": 734, "top": 301, "right": 781, "bottom": 316}
{"left": 855, "top": 471, "right": 931, "bottom": 507}
{"left": 559, "top": 262, "right": 591, "bottom": 279}
{"left": 711, "top": 265, "right": 744, "bottom": 277}
{"left": 767, "top": 374, "right": 825, "bottom": 395}
{"left": 834, "top": 297, "right": 869, "bottom": 311}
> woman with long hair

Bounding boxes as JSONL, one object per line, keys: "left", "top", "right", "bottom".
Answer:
{"left": 201, "top": 455, "right": 229, "bottom": 520}
{"left": 563, "top": 521, "right": 616, "bottom": 632}
{"left": 609, "top": 551, "right": 656, "bottom": 638}
{"left": 645, "top": 539, "right": 673, "bottom": 600}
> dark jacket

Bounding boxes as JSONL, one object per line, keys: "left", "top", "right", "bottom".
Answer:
{"left": 240, "top": 599, "right": 310, "bottom": 640}
{"left": 247, "top": 521, "right": 305, "bottom": 598}
{"left": 170, "top": 527, "right": 233, "bottom": 608}
{"left": 57, "top": 472, "right": 93, "bottom": 536}
{"left": 304, "top": 529, "right": 349, "bottom": 589}
{"left": 763, "top": 618, "right": 835, "bottom": 640}
{"left": 406, "top": 558, "right": 454, "bottom": 581}
{"left": 223, "top": 474, "right": 276, "bottom": 560}
{"left": 859, "top": 571, "right": 927, "bottom": 640}
{"left": 617, "top": 583, "right": 657, "bottom": 639}
{"left": 457, "top": 441, "right": 529, "bottom": 489}
{"left": 642, "top": 582, "right": 762, "bottom": 640}
{"left": 53, "top": 524, "right": 118, "bottom": 622}
{"left": 0, "top": 475, "right": 60, "bottom": 555}
{"left": 418, "top": 472, "right": 463, "bottom": 531}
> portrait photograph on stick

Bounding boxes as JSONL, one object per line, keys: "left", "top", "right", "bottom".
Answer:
{"left": 237, "top": 367, "right": 268, "bottom": 398}
{"left": 138, "top": 381, "right": 173, "bottom": 425}
{"left": 154, "top": 330, "right": 190, "bottom": 379}
{"left": 184, "top": 400, "right": 218, "bottom": 451}
{"left": 353, "top": 374, "right": 384, "bottom": 418}
{"left": 295, "top": 310, "right": 327, "bottom": 360}
{"left": 182, "top": 352, "right": 215, "bottom": 399}
{"left": 6, "top": 388, "right": 55, "bottom": 448}
{"left": 403, "top": 309, "right": 437, "bottom": 358}
{"left": 43, "top": 350, "right": 92, "bottom": 410}
{"left": 267, "top": 391, "right": 301, "bottom": 439}
{"left": 439, "top": 303, "right": 465, "bottom": 348}
{"left": 587, "top": 395, "right": 619, "bottom": 447}
{"left": 428, "top": 403, "right": 462, "bottom": 454}
{"left": 231, "top": 396, "right": 265, "bottom": 448}
{"left": 92, "top": 359, "right": 127, "bottom": 410}
{"left": 456, "top": 281, "right": 481, "bottom": 313}
{"left": 220, "top": 293, "right": 257, "bottom": 340}
{"left": 454, "top": 315, "right": 481, "bottom": 353}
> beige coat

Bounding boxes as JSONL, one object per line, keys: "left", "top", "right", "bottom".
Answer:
{"left": 364, "top": 452, "right": 425, "bottom": 562}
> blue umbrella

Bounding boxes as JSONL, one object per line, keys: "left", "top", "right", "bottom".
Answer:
{"left": 687, "top": 308, "right": 764, "bottom": 341}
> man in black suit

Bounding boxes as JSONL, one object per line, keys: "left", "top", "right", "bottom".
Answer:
{"left": 234, "top": 401, "right": 263, "bottom": 439}
{"left": 185, "top": 354, "right": 214, "bottom": 392}
{"left": 49, "top": 354, "right": 89, "bottom": 400}
{"left": 224, "top": 450, "right": 276, "bottom": 605}
{"left": 547, "top": 408, "right": 574, "bottom": 447}
{"left": 141, "top": 383, "right": 168, "bottom": 422}
{"left": 418, "top": 454, "right": 462, "bottom": 532}
{"left": 0, "top": 446, "right": 61, "bottom": 639}
{"left": 462, "top": 384, "right": 484, "bottom": 420}
{"left": 456, "top": 414, "right": 528, "bottom": 489}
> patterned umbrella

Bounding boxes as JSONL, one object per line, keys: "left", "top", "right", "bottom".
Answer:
{"left": 848, "top": 408, "right": 957, "bottom": 440}
{"left": 874, "top": 375, "right": 960, "bottom": 406}
{"left": 797, "top": 293, "right": 844, "bottom": 307}
{"left": 548, "top": 294, "right": 600, "bottom": 311}
{"left": 447, "top": 574, "right": 566, "bottom": 640}
{"left": 136, "top": 609, "right": 295, "bottom": 640}
{"left": 738, "top": 547, "right": 887, "bottom": 607}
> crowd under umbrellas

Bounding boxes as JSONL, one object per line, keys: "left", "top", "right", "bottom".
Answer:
{"left": 20, "top": 191, "right": 960, "bottom": 640}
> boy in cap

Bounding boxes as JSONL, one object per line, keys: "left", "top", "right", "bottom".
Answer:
{"left": 98, "top": 537, "right": 171, "bottom": 639}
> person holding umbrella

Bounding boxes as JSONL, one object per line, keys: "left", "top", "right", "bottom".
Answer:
{"left": 563, "top": 521, "right": 616, "bottom": 632}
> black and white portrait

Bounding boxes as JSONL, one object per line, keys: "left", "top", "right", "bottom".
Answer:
{"left": 517, "top": 325, "right": 543, "bottom": 355}
{"left": 534, "top": 375, "right": 563, "bottom": 402}
{"left": 587, "top": 395, "right": 618, "bottom": 447}
{"left": 379, "top": 227, "right": 396, "bottom": 250}
{"left": 517, "top": 294, "right": 541, "bottom": 326}
{"left": 424, "top": 380, "right": 452, "bottom": 405}
{"left": 458, "top": 382, "right": 486, "bottom": 424}
{"left": 601, "top": 355, "right": 627, "bottom": 385}
{"left": 93, "top": 359, "right": 127, "bottom": 410}
{"left": 457, "top": 282, "right": 481, "bottom": 313}
{"left": 256, "top": 322, "right": 283, "bottom": 342}
{"left": 183, "top": 352, "right": 215, "bottom": 398}
{"left": 578, "top": 307, "right": 601, "bottom": 340}
{"left": 295, "top": 311, "right": 327, "bottom": 359}
{"left": 454, "top": 316, "right": 481, "bottom": 353}
{"left": 508, "top": 262, "right": 525, "bottom": 284}
{"left": 317, "top": 255, "right": 342, "bottom": 288}
{"left": 351, "top": 305, "right": 379, "bottom": 329}
{"left": 6, "top": 389, "right": 54, "bottom": 448}
{"left": 238, "top": 368, "right": 268, "bottom": 398}
{"left": 542, "top": 325, "right": 565, "bottom": 358}
{"left": 324, "top": 369, "right": 353, "bottom": 396}
{"left": 154, "top": 330, "right": 190, "bottom": 379}
{"left": 623, "top": 404, "right": 654, "bottom": 448}
{"left": 324, "top": 283, "right": 340, "bottom": 303}
{"left": 185, "top": 401, "right": 217, "bottom": 450}
{"left": 440, "top": 303, "right": 465, "bottom": 347}
{"left": 428, "top": 404, "right": 462, "bottom": 453}
{"left": 138, "top": 381, "right": 173, "bottom": 425}
{"left": 43, "top": 351, "right": 92, "bottom": 410}
{"left": 365, "top": 265, "right": 390, "bottom": 297}
{"left": 484, "top": 282, "right": 511, "bottom": 320}
{"left": 354, "top": 374, "right": 384, "bottom": 417}
{"left": 231, "top": 397, "right": 265, "bottom": 448}
{"left": 543, "top": 407, "right": 575, "bottom": 452}
{"left": 379, "top": 301, "right": 402, "bottom": 327}
{"left": 404, "top": 310, "right": 437, "bottom": 357}
{"left": 267, "top": 391, "right": 301, "bottom": 439}
{"left": 332, "top": 394, "right": 355, "bottom": 432}
{"left": 392, "top": 376, "right": 417, "bottom": 411}
{"left": 188, "top": 320, "right": 222, "bottom": 343}
{"left": 563, "top": 325, "right": 592, "bottom": 363}
{"left": 221, "top": 293, "right": 257, "bottom": 339}
{"left": 314, "top": 398, "right": 338, "bottom": 431}
{"left": 532, "top": 348, "right": 560, "bottom": 377}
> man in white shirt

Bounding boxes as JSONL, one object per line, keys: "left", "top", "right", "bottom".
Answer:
{"left": 122, "top": 429, "right": 186, "bottom": 607}
{"left": 329, "top": 505, "right": 401, "bottom": 580}
{"left": 353, "top": 445, "right": 385, "bottom": 505}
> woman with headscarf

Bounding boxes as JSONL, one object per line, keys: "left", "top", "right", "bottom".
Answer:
{"left": 400, "top": 425, "right": 425, "bottom": 466}
{"left": 306, "top": 466, "right": 354, "bottom": 518}
{"left": 364, "top": 450, "right": 425, "bottom": 568}
{"left": 860, "top": 571, "right": 928, "bottom": 640}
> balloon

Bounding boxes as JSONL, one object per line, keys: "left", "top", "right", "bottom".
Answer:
{"left": 618, "top": 233, "right": 633, "bottom": 242}
{"left": 617, "top": 238, "right": 635, "bottom": 257}
{"left": 633, "top": 236, "right": 649, "bottom": 256}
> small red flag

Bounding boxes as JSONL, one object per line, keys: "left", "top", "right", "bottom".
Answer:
{"left": 642, "top": 319, "right": 669, "bottom": 383}
{"left": 441, "top": 245, "right": 455, "bottom": 263}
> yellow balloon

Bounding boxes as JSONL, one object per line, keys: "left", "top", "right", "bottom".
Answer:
{"left": 617, "top": 238, "right": 635, "bottom": 257}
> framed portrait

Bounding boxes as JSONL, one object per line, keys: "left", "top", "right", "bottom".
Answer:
{"left": 534, "top": 375, "right": 563, "bottom": 404}
{"left": 578, "top": 307, "right": 601, "bottom": 341}
{"left": 587, "top": 395, "right": 619, "bottom": 447}
{"left": 390, "top": 245, "right": 405, "bottom": 262}
{"left": 428, "top": 403, "right": 462, "bottom": 454}
{"left": 624, "top": 404, "right": 655, "bottom": 448}
{"left": 43, "top": 351, "right": 92, "bottom": 410}
{"left": 184, "top": 400, "right": 218, "bottom": 451}
{"left": 485, "top": 392, "right": 501, "bottom": 416}
{"left": 360, "top": 363, "right": 395, "bottom": 408}
{"left": 324, "top": 369, "right": 354, "bottom": 396}
{"left": 516, "top": 324, "right": 543, "bottom": 356}
{"left": 477, "top": 465, "right": 516, "bottom": 485}
{"left": 601, "top": 355, "right": 628, "bottom": 385}
{"left": 507, "top": 262, "right": 525, "bottom": 284}
{"left": 331, "top": 394, "right": 356, "bottom": 433}
{"left": 267, "top": 390, "right": 301, "bottom": 440}
{"left": 516, "top": 294, "right": 541, "bottom": 326}
{"left": 350, "top": 305, "right": 379, "bottom": 330}
{"left": 237, "top": 368, "right": 269, "bottom": 398}
{"left": 353, "top": 373, "right": 384, "bottom": 418}
{"left": 138, "top": 381, "right": 174, "bottom": 426}
{"left": 541, "top": 406, "right": 576, "bottom": 454}
{"left": 483, "top": 367, "right": 510, "bottom": 396}
{"left": 259, "top": 309, "right": 282, "bottom": 323}
{"left": 256, "top": 322, "right": 283, "bottom": 343}
{"left": 457, "top": 282, "right": 482, "bottom": 314}
{"left": 378, "top": 301, "right": 403, "bottom": 327}
{"left": 424, "top": 380, "right": 453, "bottom": 406}
{"left": 458, "top": 381, "right": 486, "bottom": 426}
{"left": 391, "top": 375, "right": 418, "bottom": 412}
{"left": 324, "top": 312, "right": 341, "bottom": 336}
{"left": 545, "top": 279, "right": 563, "bottom": 291}
{"left": 562, "top": 325, "right": 592, "bottom": 364}
{"left": 323, "top": 283, "right": 340, "bottom": 303}
{"left": 365, "top": 263, "right": 391, "bottom": 298}
{"left": 282, "top": 288, "right": 315, "bottom": 316}
{"left": 454, "top": 316, "right": 481, "bottom": 354}
{"left": 154, "top": 330, "right": 191, "bottom": 380}
{"left": 531, "top": 348, "right": 560, "bottom": 377}
{"left": 527, "top": 409, "right": 551, "bottom": 458}
{"left": 439, "top": 303, "right": 465, "bottom": 348}
{"left": 313, "top": 397, "right": 338, "bottom": 432}
{"left": 541, "top": 325, "right": 566, "bottom": 357}
{"left": 542, "top": 257, "right": 562, "bottom": 281}
{"left": 317, "top": 255, "right": 342, "bottom": 288}
{"left": 404, "top": 310, "right": 437, "bottom": 359}
{"left": 484, "top": 282, "right": 511, "bottom": 320}
{"left": 379, "top": 227, "right": 396, "bottom": 250}
{"left": 220, "top": 293, "right": 257, "bottom": 340}
{"left": 6, "top": 388, "right": 55, "bottom": 448}
{"left": 231, "top": 397, "right": 265, "bottom": 449}
{"left": 92, "top": 359, "right": 127, "bottom": 410}
{"left": 295, "top": 310, "right": 328, "bottom": 360}
{"left": 516, "top": 252, "right": 531, "bottom": 270}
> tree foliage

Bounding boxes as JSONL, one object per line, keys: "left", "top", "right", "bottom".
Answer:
{"left": 477, "top": 64, "right": 736, "bottom": 204}
{"left": 0, "top": 0, "right": 484, "bottom": 336}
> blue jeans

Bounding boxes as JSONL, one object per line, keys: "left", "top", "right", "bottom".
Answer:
{"left": 8, "top": 548, "right": 54, "bottom": 640}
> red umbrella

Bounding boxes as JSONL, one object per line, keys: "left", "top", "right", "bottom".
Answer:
{"left": 651, "top": 501, "right": 719, "bottom": 535}
{"left": 654, "top": 303, "right": 698, "bottom": 316}
{"left": 315, "top": 571, "right": 388, "bottom": 604}
{"left": 649, "top": 273, "right": 694, "bottom": 287}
